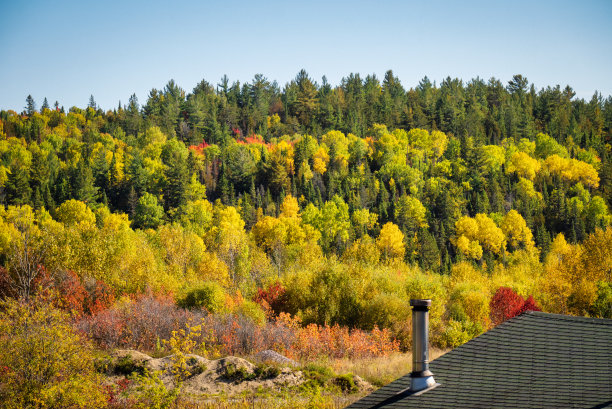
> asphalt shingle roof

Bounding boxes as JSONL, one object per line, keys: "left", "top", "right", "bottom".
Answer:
{"left": 348, "top": 311, "right": 612, "bottom": 408}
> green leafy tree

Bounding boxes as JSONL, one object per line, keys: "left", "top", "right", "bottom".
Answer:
{"left": 134, "top": 192, "right": 164, "bottom": 229}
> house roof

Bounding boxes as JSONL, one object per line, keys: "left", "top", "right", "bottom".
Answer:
{"left": 348, "top": 311, "right": 612, "bottom": 409}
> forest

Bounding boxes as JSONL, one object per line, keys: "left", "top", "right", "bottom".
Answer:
{"left": 1, "top": 71, "right": 611, "bottom": 408}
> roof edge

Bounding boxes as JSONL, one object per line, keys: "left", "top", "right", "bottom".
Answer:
{"left": 521, "top": 310, "right": 612, "bottom": 325}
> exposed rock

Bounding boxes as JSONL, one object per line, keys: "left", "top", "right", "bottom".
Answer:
{"left": 112, "top": 349, "right": 153, "bottom": 364}
{"left": 254, "top": 350, "right": 298, "bottom": 367}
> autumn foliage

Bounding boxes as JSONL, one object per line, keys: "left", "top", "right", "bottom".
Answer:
{"left": 253, "top": 281, "right": 288, "bottom": 316}
{"left": 77, "top": 294, "right": 195, "bottom": 350}
{"left": 287, "top": 320, "right": 400, "bottom": 360}
{"left": 77, "top": 295, "right": 400, "bottom": 360}
{"left": 0, "top": 77, "right": 611, "bottom": 404}
{"left": 489, "top": 287, "right": 541, "bottom": 326}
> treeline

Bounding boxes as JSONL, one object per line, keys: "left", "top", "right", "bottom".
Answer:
{"left": 2, "top": 72, "right": 611, "bottom": 267}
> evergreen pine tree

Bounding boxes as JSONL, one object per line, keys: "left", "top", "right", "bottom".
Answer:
{"left": 43, "top": 185, "right": 55, "bottom": 212}
{"left": 218, "top": 167, "right": 230, "bottom": 204}
{"left": 74, "top": 163, "right": 99, "bottom": 204}
{"left": 6, "top": 168, "right": 32, "bottom": 205}
{"left": 25, "top": 95, "right": 36, "bottom": 115}
{"left": 164, "top": 152, "right": 189, "bottom": 211}
{"left": 32, "top": 187, "right": 44, "bottom": 209}
{"left": 420, "top": 229, "right": 441, "bottom": 272}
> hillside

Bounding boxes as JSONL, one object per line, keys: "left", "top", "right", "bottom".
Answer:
{"left": 0, "top": 72, "right": 611, "bottom": 407}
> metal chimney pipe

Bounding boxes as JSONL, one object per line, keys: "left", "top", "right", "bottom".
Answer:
{"left": 410, "top": 299, "right": 436, "bottom": 392}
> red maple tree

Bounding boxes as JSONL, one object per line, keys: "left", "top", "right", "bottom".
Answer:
{"left": 489, "top": 287, "right": 541, "bottom": 326}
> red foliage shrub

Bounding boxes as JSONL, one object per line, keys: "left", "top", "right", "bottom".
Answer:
{"left": 253, "top": 282, "right": 287, "bottom": 316}
{"left": 490, "top": 287, "right": 541, "bottom": 326}
{"left": 105, "top": 378, "right": 131, "bottom": 405}
{"left": 56, "top": 270, "right": 88, "bottom": 316}
{"left": 516, "top": 295, "right": 542, "bottom": 315}
{"left": 197, "top": 312, "right": 399, "bottom": 360}
{"left": 84, "top": 280, "right": 116, "bottom": 315}
{"left": 0, "top": 266, "right": 15, "bottom": 298}
{"left": 195, "top": 313, "right": 296, "bottom": 357}
{"left": 78, "top": 289, "right": 399, "bottom": 360}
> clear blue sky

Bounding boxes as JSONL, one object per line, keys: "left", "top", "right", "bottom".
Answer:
{"left": 1, "top": 0, "right": 611, "bottom": 111}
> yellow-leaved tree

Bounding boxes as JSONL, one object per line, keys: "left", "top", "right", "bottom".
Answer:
{"left": 377, "top": 222, "right": 405, "bottom": 263}
{"left": 506, "top": 151, "right": 541, "bottom": 181}
{"left": 501, "top": 210, "right": 535, "bottom": 252}
{"left": 0, "top": 298, "right": 105, "bottom": 409}
{"left": 455, "top": 213, "right": 505, "bottom": 260}
{"left": 538, "top": 233, "right": 582, "bottom": 314}
{"left": 209, "top": 205, "right": 250, "bottom": 286}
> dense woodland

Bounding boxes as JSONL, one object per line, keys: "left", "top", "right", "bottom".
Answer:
{"left": 0, "top": 71, "right": 611, "bottom": 406}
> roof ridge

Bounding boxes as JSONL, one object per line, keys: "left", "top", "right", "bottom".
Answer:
{"left": 521, "top": 310, "right": 612, "bottom": 325}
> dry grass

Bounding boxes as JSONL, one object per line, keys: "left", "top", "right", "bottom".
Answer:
{"left": 175, "top": 394, "right": 358, "bottom": 409}
{"left": 328, "top": 349, "right": 449, "bottom": 387}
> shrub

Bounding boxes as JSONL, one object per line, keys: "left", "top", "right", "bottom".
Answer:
{"left": 77, "top": 294, "right": 199, "bottom": 350}
{"left": 253, "top": 281, "right": 287, "bottom": 316}
{"left": 84, "top": 279, "right": 116, "bottom": 315}
{"left": 589, "top": 282, "right": 612, "bottom": 318}
{"left": 128, "top": 370, "right": 179, "bottom": 409}
{"left": 113, "top": 355, "right": 146, "bottom": 376}
{"left": 302, "top": 363, "right": 335, "bottom": 388}
{"left": 449, "top": 282, "right": 490, "bottom": 328}
{"left": 178, "top": 281, "right": 226, "bottom": 313}
{"left": 0, "top": 297, "right": 105, "bottom": 409}
{"left": 361, "top": 292, "right": 408, "bottom": 331}
{"left": 254, "top": 363, "right": 281, "bottom": 379}
{"left": 55, "top": 270, "right": 88, "bottom": 316}
{"left": 235, "top": 299, "right": 266, "bottom": 325}
{"left": 334, "top": 374, "right": 357, "bottom": 393}
{"left": 439, "top": 319, "right": 483, "bottom": 348}
{"left": 224, "top": 362, "right": 255, "bottom": 382}
{"left": 288, "top": 322, "right": 400, "bottom": 361}
{"left": 164, "top": 323, "right": 202, "bottom": 382}
{"left": 489, "top": 286, "right": 541, "bottom": 326}
{"left": 489, "top": 287, "right": 524, "bottom": 325}
{"left": 519, "top": 295, "right": 541, "bottom": 315}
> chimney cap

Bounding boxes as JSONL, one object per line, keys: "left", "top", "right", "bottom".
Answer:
{"left": 410, "top": 299, "right": 432, "bottom": 307}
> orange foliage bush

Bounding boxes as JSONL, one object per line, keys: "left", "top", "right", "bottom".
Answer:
{"left": 286, "top": 321, "right": 400, "bottom": 360}
{"left": 56, "top": 270, "right": 88, "bottom": 316}
{"left": 199, "top": 312, "right": 399, "bottom": 360}
{"left": 84, "top": 280, "right": 116, "bottom": 315}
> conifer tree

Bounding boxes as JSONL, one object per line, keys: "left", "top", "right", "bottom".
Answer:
{"left": 25, "top": 95, "right": 36, "bottom": 115}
